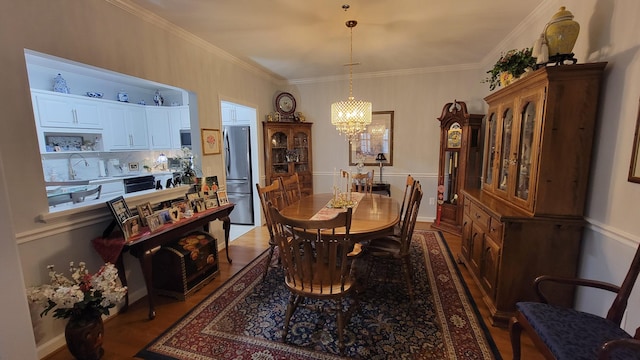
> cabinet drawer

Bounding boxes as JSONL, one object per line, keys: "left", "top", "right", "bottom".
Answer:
{"left": 470, "top": 203, "right": 490, "bottom": 229}
{"left": 488, "top": 218, "right": 503, "bottom": 244}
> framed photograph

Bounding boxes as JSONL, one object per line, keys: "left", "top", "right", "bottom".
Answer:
{"left": 205, "top": 196, "right": 219, "bottom": 209}
{"left": 194, "top": 198, "right": 205, "bottom": 213}
{"left": 349, "top": 110, "right": 394, "bottom": 166}
{"left": 136, "top": 202, "right": 153, "bottom": 226}
{"left": 629, "top": 98, "right": 640, "bottom": 183}
{"left": 106, "top": 196, "right": 133, "bottom": 234}
{"left": 169, "top": 207, "right": 181, "bottom": 222}
{"left": 146, "top": 213, "right": 162, "bottom": 232}
{"left": 217, "top": 190, "right": 229, "bottom": 205}
{"left": 201, "top": 128, "right": 221, "bottom": 155}
{"left": 128, "top": 162, "right": 139, "bottom": 171}
{"left": 156, "top": 209, "right": 171, "bottom": 224}
{"left": 123, "top": 215, "right": 141, "bottom": 240}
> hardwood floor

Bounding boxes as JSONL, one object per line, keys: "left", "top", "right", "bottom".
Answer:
{"left": 44, "top": 222, "right": 544, "bottom": 360}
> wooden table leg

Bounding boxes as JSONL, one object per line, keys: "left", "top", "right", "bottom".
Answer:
{"left": 114, "top": 253, "right": 129, "bottom": 312}
{"left": 221, "top": 215, "right": 232, "bottom": 263}
{"left": 137, "top": 251, "right": 156, "bottom": 320}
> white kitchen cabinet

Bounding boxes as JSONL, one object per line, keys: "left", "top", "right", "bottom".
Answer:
{"left": 222, "top": 102, "right": 252, "bottom": 125}
{"left": 103, "top": 103, "right": 149, "bottom": 150}
{"left": 146, "top": 107, "right": 173, "bottom": 149}
{"left": 89, "top": 178, "right": 124, "bottom": 200}
{"left": 174, "top": 106, "right": 190, "bottom": 129}
{"left": 32, "top": 90, "right": 102, "bottom": 129}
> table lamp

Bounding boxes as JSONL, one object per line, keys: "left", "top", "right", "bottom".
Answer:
{"left": 375, "top": 153, "right": 386, "bottom": 183}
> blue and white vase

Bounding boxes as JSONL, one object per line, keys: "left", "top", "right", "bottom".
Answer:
{"left": 53, "top": 73, "right": 70, "bottom": 94}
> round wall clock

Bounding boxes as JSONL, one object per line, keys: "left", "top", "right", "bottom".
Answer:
{"left": 275, "top": 92, "right": 296, "bottom": 116}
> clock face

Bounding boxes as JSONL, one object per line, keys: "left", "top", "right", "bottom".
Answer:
{"left": 275, "top": 92, "right": 296, "bottom": 116}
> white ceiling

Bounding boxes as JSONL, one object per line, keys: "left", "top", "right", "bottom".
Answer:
{"left": 126, "top": 0, "right": 542, "bottom": 81}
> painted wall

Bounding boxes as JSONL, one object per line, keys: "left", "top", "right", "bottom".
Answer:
{"left": 3, "top": 0, "right": 640, "bottom": 358}
{"left": 1, "top": 0, "right": 277, "bottom": 357}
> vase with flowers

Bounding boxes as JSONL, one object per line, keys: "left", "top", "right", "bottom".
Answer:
{"left": 483, "top": 48, "right": 536, "bottom": 91}
{"left": 27, "top": 262, "right": 127, "bottom": 360}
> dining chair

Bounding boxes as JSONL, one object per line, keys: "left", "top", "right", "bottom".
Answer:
{"left": 255, "top": 180, "right": 288, "bottom": 280}
{"left": 269, "top": 203, "right": 360, "bottom": 353}
{"left": 71, "top": 185, "right": 102, "bottom": 204}
{"left": 351, "top": 171, "right": 374, "bottom": 194}
{"left": 364, "top": 181, "right": 423, "bottom": 302}
{"left": 279, "top": 172, "right": 302, "bottom": 205}
{"left": 509, "top": 242, "right": 640, "bottom": 360}
{"left": 395, "top": 174, "right": 416, "bottom": 235}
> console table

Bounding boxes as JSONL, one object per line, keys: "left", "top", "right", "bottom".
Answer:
{"left": 92, "top": 203, "right": 235, "bottom": 319}
{"left": 372, "top": 183, "right": 391, "bottom": 196}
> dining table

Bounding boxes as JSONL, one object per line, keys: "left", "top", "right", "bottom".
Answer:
{"left": 279, "top": 192, "right": 400, "bottom": 242}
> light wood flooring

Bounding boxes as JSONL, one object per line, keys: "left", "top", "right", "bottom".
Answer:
{"left": 44, "top": 222, "right": 544, "bottom": 360}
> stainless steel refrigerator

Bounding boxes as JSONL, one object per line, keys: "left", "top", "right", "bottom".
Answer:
{"left": 223, "top": 125, "right": 254, "bottom": 225}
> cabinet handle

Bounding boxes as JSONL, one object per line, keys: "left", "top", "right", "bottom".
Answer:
{"left": 129, "top": 134, "right": 133, "bottom": 146}
{"left": 72, "top": 109, "right": 78, "bottom": 124}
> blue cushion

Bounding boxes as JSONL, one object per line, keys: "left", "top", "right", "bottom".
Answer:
{"left": 517, "top": 302, "right": 639, "bottom": 360}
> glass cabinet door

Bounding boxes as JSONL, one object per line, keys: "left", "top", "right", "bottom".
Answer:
{"left": 270, "top": 131, "right": 289, "bottom": 175}
{"left": 497, "top": 108, "right": 514, "bottom": 192}
{"left": 293, "top": 131, "right": 309, "bottom": 173}
{"left": 484, "top": 112, "right": 497, "bottom": 187}
{"left": 514, "top": 101, "right": 536, "bottom": 201}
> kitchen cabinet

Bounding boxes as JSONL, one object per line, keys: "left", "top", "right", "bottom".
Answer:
{"left": 32, "top": 90, "right": 102, "bottom": 129}
{"left": 103, "top": 103, "right": 149, "bottom": 150}
{"left": 432, "top": 100, "right": 483, "bottom": 235}
{"left": 263, "top": 122, "right": 313, "bottom": 196}
{"left": 146, "top": 106, "right": 189, "bottom": 149}
{"left": 459, "top": 63, "right": 606, "bottom": 327}
{"left": 222, "top": 102, "right": 253, "bottom": 125}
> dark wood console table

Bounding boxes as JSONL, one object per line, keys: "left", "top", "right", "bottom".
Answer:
{"left": 92, "top": 203, "right": 235, "bottom": 319}
{"left": 372, "top": 183, "right": 391, "bottom": 196}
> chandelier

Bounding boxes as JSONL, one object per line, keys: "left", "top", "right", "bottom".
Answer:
{"left": 331, "top": 20, "right": 372, "bottom": 143}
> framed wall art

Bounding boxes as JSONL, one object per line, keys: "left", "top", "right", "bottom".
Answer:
{"left": 629, "top": 98, "right": 640, "bottom": 183}
{"left": 349, "top": 111, "right": 394, "bottom": 166}
{"left": 202, "top": 128, "right": 221, "bottom": 155}
{"left": 106, "top": 196, "right": 132, "bottom": 234}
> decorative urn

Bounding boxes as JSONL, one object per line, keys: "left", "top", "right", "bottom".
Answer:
{"left": 545, "top": 6, "right": 580, "bottom": 56}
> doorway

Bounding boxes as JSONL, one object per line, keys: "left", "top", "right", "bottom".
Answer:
{"left": 220, "top": 100, "right": 260, "bottom": 241}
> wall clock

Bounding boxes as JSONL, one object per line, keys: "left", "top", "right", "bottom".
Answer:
{"left": 275, "top": 92, "right": 296, "bottom": 117}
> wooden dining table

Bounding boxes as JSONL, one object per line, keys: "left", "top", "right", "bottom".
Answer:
{"left": 279, "top": 193, "right": 400, "bottom": 242}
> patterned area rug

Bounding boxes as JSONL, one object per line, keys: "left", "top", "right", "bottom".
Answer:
{"left": 137, "top": 230, "right": 501, "bottom": 359}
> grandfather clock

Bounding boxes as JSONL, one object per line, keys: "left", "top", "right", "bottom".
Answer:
{"left": 432, "top": 100, "right": 483, "bottom": 235}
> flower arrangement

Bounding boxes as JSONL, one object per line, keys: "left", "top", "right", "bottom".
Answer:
{"left": 26, "top": 262, "right": 127, "bottom": 320}
{"left": 483, "top": 48, "right": 536, "bottom": 90}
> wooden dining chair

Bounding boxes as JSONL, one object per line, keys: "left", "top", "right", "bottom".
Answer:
{"left": 351, "top": 171, "right": 374, "bottom": 194}
{"left": 279, "top": 172, "right": 302, "bottom": 205}
{"left": 509, "top": 241, "right": 640, "bottom": 360}
{"left": 364, "top": 181, "right": 422, "bottom": 302}
{"left": 395, "top": 174, "right": 416, "bottom": 235}
{"left": 269, "top": 203, "right": 360, "bottom": 353}
{"left": 255, "top": 180, "right": 288, "bottom": 280}
{"left": 71, "top": 185, "right": 102, "bottom": 203}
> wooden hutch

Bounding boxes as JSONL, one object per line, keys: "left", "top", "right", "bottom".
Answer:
{"left": 459, "top": 62, "right": 607, "bottom": 327}
{"left": 262, "top": 122, "right": 313, "bottom": 196}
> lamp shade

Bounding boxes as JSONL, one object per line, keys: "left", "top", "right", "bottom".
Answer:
{"left": 376, "top": 153, "right": 386, "bottom": 162}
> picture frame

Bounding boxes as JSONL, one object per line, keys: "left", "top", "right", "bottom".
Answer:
{"left": 201, "top": 128, "right": 221, "bottom": 155}
{"left": 629, "top": 98, "right": 640, "bottom": 183}
{"left": 156, "top": 209, "right": 171, "bottom": 224}
{"left": 136, "top": 202, "right": 153, "bottom": 226}
{"left": 146, "top": 213, "right": 162, "bottom": 232}
{"left": 106, "top": 196, "right": 133, "bottom": 234}
{"left": 122, "top": 215, "right": 141, "bottom": 240}
{"left": 349, "top": 111, "right": 394, "bottom": 166}
{"left": 205, "top": 196, "right": 219, "bottom": 209}
{"left": 217, "top": 190, "right": 229, "bottom": 205}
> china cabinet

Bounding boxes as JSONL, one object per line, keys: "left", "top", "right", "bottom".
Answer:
{"left": 263, "top": 122, "right": 312, "bottom": 196}
{"left": 460, "top": 62, "right": 606, "bottom": 327}
{"left": 432, "top": 100, "right": 483, "bottom": 235}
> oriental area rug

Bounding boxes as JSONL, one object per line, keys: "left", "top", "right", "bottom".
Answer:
{"left": 137, "top": 230, "right": 501, "bottom": 359}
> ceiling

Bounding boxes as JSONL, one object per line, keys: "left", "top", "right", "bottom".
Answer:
{"left": 126, "top": 0, "right": 541, "bottom": 81}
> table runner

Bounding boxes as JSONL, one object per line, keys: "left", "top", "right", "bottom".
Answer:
{"left": 310, "top": 192, "right": 365, "bottom": 220}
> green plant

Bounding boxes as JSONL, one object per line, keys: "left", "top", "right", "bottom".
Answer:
{"left": 26, "top": 262, "right": 127, "bottom": 320}
{"left": 483, "top": 48, "right": 536, "bottom": 90}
